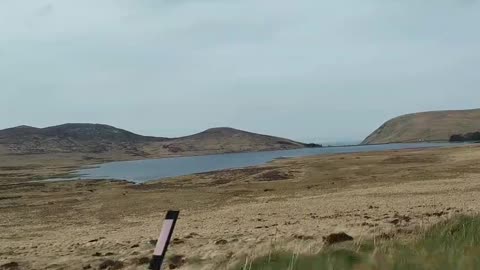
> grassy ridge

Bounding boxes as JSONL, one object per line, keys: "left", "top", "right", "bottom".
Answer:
{"left": 236, "top": 216, "right": 480, "bottom": 270}
{"left": 362, "top": 109, "right": 480, "bottom": 144}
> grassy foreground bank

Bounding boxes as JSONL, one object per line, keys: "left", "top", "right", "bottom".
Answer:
{"left": 236, "top": 215, "right": 480, "bottom": 270}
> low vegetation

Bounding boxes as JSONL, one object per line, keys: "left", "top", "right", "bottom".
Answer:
{"left": 450, "top": 132, "right": 480, "bottom": 142}
{"left": 236, "top": 215, "right": 480, "bottom": 270}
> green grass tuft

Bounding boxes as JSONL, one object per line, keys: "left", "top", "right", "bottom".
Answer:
{"left": 235, "top": 215, "right": 480, "bottom": 270}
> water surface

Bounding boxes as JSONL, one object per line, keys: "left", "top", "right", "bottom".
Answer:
{"left": 73, "top": 143, "right": 453, "bottom": 183}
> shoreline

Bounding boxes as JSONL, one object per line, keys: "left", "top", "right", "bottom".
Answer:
{"left": 44, "top": 142, "right": 460, "bottom": 184}
{"left": 1, "top": 141, "right": 461, "bottom": 186}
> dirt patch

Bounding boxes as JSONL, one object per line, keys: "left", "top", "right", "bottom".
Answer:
{"left": 0, "top": 262, "right": 19, "bottom": 270}
{"left": 323, "top": 233, "right": 354, "bottom": 246}
{"left": 168, "top": 255, "right": 186, "bottom": 269}
{"left": 0, "top": 196, "right": 22, "bottom": 201}
{"left": 0, "top": 165, "right": 42, "bottom": 171}
{"left": 382, "top": 155, "right": 439, "bottom": 164}
{"left": 98, "top": 259, "right": 123, "bottom": 270}
{"left": 255, "top": 170, "right": 293, "bottom": 181}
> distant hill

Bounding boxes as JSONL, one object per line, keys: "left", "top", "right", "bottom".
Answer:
{"left": 155, "top": 127, "right": 314, "bottom": 155}
{"left": 0, "top": 124, "right": 319, "bottom": 157}
{"left": 0, "top": 124, "right": 165, "bottom": 156}
{"left": 362, "top": 109, "right": 480, "bottom": 144}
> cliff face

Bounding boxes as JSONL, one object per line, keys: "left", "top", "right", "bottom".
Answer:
{"left": 362, "top": 109, "right": 480, "bottom": 144}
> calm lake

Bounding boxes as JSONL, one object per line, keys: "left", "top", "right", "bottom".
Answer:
{"left": 73, "top": 142, "right": 454, "bottom": 183}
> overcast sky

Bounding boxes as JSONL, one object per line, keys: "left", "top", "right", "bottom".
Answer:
{"left": 1, "top": 0, "right": 479, "bottom": 142}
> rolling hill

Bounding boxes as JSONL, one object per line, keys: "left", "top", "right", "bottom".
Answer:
{"left": 0, "top": 124, "right": 319, "bottom": 157}
{"left": 362, "top": 109, "right": 480, "bottom": 144}
{"left": 155, "top": 127, "right": 314, "bottom": 154}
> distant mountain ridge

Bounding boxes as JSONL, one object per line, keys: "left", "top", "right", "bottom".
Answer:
{"left": 1, "top": 124, "right": 163, "bottom": 141}
{"left": 0, "top": 123, "right": 319, "bottom": 157}
{"left": 362, "top": 109, "right": 480, "bottom": 144}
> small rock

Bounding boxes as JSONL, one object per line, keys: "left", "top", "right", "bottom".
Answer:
{"left": 149, "top": 239, "right": 158, "bottom": 246}
{"left": 104, "top": 252, "right": 115, "bottom": 256}
{"left": 215, "top": 239, "right": 228, "bottom": 245}
{"left": 82, "top": 265, "right": 92, "bottom": 270}
{"left": 323, "top": 232, "right": 354, "bottom": 245}
{"left": 92, "top": 252, "right": 102, "bottom": 257}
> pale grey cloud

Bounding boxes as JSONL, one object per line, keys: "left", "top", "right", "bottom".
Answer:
{"left": 1, "top": 0, "right": 480, "bottom": 141}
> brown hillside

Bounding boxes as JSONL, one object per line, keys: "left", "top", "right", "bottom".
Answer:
{"left": 362, "top": 109, "right": 480, "bottom": 144}
{"left": 0, "top": 123, "right": 164, "bottom": 155}
{"left": 152, "top": 127, "right": 308, "bottom": 155}
{"left": 0, "top": 124, "right": 316, "bottom": 158}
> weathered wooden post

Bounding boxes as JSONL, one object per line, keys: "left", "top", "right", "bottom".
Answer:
{"left": 150, "top": 210, "right": 180, "bottom": 270}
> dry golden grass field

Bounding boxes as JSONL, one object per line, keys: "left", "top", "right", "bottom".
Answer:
{"left": 1, "top": 144, "right": 480, "bottom": 269}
